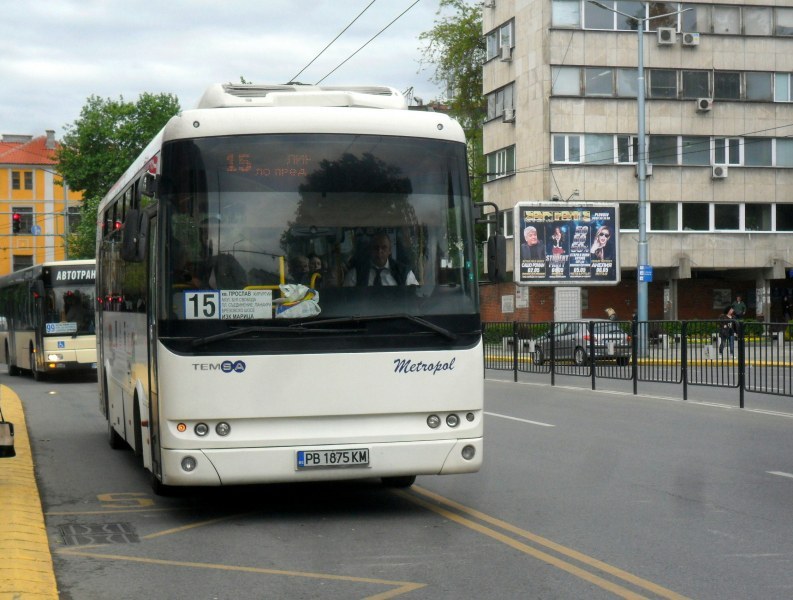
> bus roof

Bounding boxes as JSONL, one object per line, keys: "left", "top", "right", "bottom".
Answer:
{"left": 197, "top": 83, "right": 407, "bottom": 110}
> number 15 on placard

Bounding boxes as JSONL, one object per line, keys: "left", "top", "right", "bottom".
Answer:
{"left": 184, "top": 291, "right": 220, "bottom": 319}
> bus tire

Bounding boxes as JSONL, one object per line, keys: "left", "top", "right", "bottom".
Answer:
{"left": 107, "top": 418, "right": 125, "bottom": 450}
{"left": 133, "top": 400, "right": 143, "bottom": 460}
{"left": 6, "top": 343, "right": 19, "bottom": 376}
{"left": 30, "top": 349, "right": 45, "bottom": 381}
{"left": 150, "top": 473, "right": 176, "bottom": 497}
{"left": 381, "top": 475, "right": 416, "bottom": 488}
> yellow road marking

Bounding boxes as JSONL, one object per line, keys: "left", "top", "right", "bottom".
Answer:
{"left": 57, "top": 549, "right": 425, "bottom": 599}
{"left": 400, "top": 486, "right": 690, "bottom": 600}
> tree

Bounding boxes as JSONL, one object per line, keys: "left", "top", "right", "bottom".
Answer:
{"left": 419, "top": 0, "right": 485, "bottom": 204}
{"left": 57, "top": 92, "right": 181, "bottom": 258}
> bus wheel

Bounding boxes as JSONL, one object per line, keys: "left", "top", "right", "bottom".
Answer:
{"left": 6, "top": 344, "right": 19, "bottom": 376}
{"left": 30, "top": 350, "right": 45, "bottom": 381}
{"left": 150, "top": 473, "right": 176, "bottom": 497}
{"left": 107, "top": 418, "right": 125, "bottom": 450}
{"left": 381, "top": 475, "right": 416, "bottom": 488}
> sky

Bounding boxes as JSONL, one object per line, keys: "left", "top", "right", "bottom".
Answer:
{"left": 0, "top": 0, "right": 449, "bottom": 140}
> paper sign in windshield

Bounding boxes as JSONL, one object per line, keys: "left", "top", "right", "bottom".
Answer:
{"left": 46, "top": 322, "right": 78, "bottom": 334}
{"left": 184, "top": 290, "right": 273, "bottom": 320}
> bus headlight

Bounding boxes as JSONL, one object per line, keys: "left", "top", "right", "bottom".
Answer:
{"left": 181, "top": 456, "right": 197, "bottom": 472}
{"left": 461, "top": 445, "right": 476, "bottom": 460}
{"left": 446, "top": 414, "right": 460, "bottom": 428}
{"left": 47, "top": 353, "right": 63, "bottom": 361}
{"left": 194, "top": 423, "right": 209, "bottom": 437}
{"left": 216, "top": 422, "right": 231, "bottom": 436}
{"left": 427, "top": 415, "right": 441, "bottom": 429}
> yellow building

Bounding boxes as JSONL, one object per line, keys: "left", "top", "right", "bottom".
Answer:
{"left": 0, "top": 131, "right": 83, "bottom": 273}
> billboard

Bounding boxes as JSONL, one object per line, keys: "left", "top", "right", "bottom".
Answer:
{"left": 513, "top": 203, "right": 620, "bottom": 285}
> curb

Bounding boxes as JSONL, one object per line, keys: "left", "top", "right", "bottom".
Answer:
{"left": 0, "top": 384, "right": 58, "bottom": 599}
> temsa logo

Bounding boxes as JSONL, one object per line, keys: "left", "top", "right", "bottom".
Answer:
{"left": 192, "top": 360, "right": 246, "bottom": 373}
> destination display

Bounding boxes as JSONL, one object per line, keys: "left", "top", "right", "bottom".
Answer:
{"left": 514, "top": 203, "right": 620, "bottom": 285}
{"left": 183, "top": 290, "right": 273, "bottom": 320}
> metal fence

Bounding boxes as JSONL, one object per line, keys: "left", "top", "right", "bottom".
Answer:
{"left": 483, "top": 319, "right": 793, "bottom": 407}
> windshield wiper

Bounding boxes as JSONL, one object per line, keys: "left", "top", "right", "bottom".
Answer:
{"left": 304, "top": 314, "right": 458, "bottom": 341}
{"left": 190, "top": 324, "right": 363, "bottom": 347}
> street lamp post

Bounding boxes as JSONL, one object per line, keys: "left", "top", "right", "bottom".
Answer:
{"left": 588, "top": 2, "right": 690, "bottom": 336}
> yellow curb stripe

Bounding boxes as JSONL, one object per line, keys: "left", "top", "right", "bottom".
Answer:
{"left": 0, "top": 384, "right": 58, "bottom": 600}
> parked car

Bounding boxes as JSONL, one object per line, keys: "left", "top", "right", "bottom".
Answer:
{"left": 531, "top": 319, "right": 632, "bottom": 366}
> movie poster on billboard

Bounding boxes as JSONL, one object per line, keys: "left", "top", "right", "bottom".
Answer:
{"left": 514, "top": 203, "right": 620, "bottom": 285}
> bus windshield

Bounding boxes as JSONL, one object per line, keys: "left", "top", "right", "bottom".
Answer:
{"left": 45, "top": 284, "right": 95, "bottom": 335}
{"left": 161, "top": 133, "right": 477, "bottom": 323}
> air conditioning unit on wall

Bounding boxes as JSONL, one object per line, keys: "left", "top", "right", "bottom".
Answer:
{"left": 500, "top": 44, "right": 512, "bottom": 62}
{"left": 682, "top": 32, "right": 700, "bottom": 46}
{"left": 712, "top": 165, "right": 728, "bottom": 179}
{"left": 657, "top": 27, "right": 676, "bottom": 45}
{"left": 697, "top": 98, "right": 713, "bottom": 112}
{"left": 502, "top": 108, "right": 515, "bottom": 123}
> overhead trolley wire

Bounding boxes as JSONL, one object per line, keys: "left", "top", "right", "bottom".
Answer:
{"left": 289, "top": 0, "right": 378, "bottom": 84}
{"left": 315, "top": 0, "right": 422, "bottom": 85}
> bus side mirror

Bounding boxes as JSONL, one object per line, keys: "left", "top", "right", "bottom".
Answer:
{"left": 121, "top": 209, "right": 143, "bottom": 262}
{"left": 486, "top": 234, "right": 507, "bottom": 282}
{"left": 140, "top": 173, "right": 158, "bottom": 198}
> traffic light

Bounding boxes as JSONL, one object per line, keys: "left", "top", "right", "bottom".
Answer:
{"left": 12, "top": 213, "right": 21, "bottom": 234}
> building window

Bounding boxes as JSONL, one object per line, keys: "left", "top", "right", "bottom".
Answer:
{"left": 619, "top": 203, "right": 638, "bottom": 230}
{"left": 584, "top": 0, "right": 617, "bottom": 29}
{"left": 552, "top": 134, "right": 581, "bottom": 163}
{"left": 67, "top": 206, "right": 82, "bottom": 232}
{"left": 681, "top": 71, "right": 710, "bottom": 99}
{"left": 745, "top": 72, "right": 773, "bottom": 101}
{"left": 650, "top": 203, "right": 678, "bottom": 231}
{"left": 615, "top": 1, "right": 644, "bottom": 30}
{"left": 714, "top": 204, "right": 739, "bottom": 230}
{"left": 712, "top": 5, "right": 740, "bottom": 35}
{"left": 552, "top": 66, "right": 581, "bottom": 95}
{"left": 744, "top": 138, "right": 773, "bottom": 166}
{"left": 714, "top": 138, "right": 741, "bottom": 165}
{"left": 486, "top": 146, "right": 515, "bottom": 181}
{"left": 617, "top": 135, "right": 638, "bottom": 163}
{"left": 13, "top": 255, "right": 33, "bottom": 271}
{"left": 11, "top": 170, "right": 33, "bottom": 191}
{"left": 647, "top": 2, "right": 678, "bottom": 30}
{"left": 552, "top": 0, "right": 580, "bottom": 27}
{"left": 744, "top": 7, "right": 773, "bottom": 36}
{"left": 649, "top": 70, "right": 677, "bottom": 99}
{"left": 777, "top": 204, "right": 793, "bottom": 231}
{"left": 775, "top": 8, "right": 793, "bottom": 36}
{"left": 774, "top": 73, "right": 793, "bottom": 102}
{"left": 714, "top": 72, "right": 740, "bottom": 100}
{"left": 682, "top": 203, "right": 709, "bottom": 231}
{"left": 682, "top": 3, "right": 709, "bottom": 33}
{"left": 777, "top": 139, "right": 793, "bottom": 167}
{"left": 584, "top": 67, "right": 613, "bottom": 96}
{"left": 486, "top": 84, "right": 515, "bottom": 121}
{"left": 681, "top": 136, "right": 710, "bottom": 165}
{"left": 745, "top": 204, "right": 772, "bottom": 231}
{"left": 616, "top": 68, "right": 638, "bottom": 97}
{"left": 584, "top": 134, "right": 613, "bottom": 164}
{"left": 648, "top": 135, "right": 678, "bottom": 165}
{"left": 503, "top": 210, "right": 514, "bottom": 239}
{"left": 486, "top": 20, "right": 514, "bottom": 61}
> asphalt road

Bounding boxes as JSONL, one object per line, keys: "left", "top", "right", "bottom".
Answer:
{"left": 8, "top": 368, "right": 793, "bottom": 599}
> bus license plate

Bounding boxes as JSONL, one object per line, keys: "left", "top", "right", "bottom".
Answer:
{"left": 296, "top": 448, "right": 369, "bottom": 469}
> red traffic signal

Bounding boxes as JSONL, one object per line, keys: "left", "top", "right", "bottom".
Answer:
{"left": 12, "top": 213, "right": 21, "bottom": 233}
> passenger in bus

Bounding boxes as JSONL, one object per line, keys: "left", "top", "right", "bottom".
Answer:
{"left": 343, "top": 232, "right": 418, "bottom": 286}
{"left": 307, "top": 253, "right": 334, "bottom": 288}
{"left": 288, "top": 254, "right": 311, "bottom": 285}
{"left": 64, "top": 291, "right": 85, "bottom": 325}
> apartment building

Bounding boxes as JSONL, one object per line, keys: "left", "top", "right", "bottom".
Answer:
{"left": 482, "top": 0, "right": 793, "bottom": 322}
{"left": 0, "top": 131, "right": 82, "bottom": 273}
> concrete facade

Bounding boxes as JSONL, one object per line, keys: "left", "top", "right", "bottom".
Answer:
{"left": 482, "top": 0, "right": 793, "bottom": 322}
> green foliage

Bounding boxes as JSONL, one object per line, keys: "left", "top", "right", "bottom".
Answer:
{"left": 419, "top": 0, "right": 485, "bottom": 205}
{"left": 56, "top": 92, "right": 181, "bottom": 258}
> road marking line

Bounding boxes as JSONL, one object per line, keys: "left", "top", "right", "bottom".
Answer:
{"left": 57, "top": 549, "right": 426, "bottom": 599}
{"left": 767, "top": 471, "right": 793, "bottom": 479}
{"left": 401, "top": 486, "right": 690, "bottom": 600}
{"left": 486, "top": 411, "right": 555, "bottom": 427}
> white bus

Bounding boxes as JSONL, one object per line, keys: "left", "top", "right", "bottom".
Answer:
{"left": 0, "top": 259, "right": 97, "bottom": 380}
{"left": 97, "top": 84, "right": 483, "bottom": 494}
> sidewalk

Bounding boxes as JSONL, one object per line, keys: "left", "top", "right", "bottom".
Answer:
{"left": 0, "top": 385, "right": 58, "bottom": 599}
